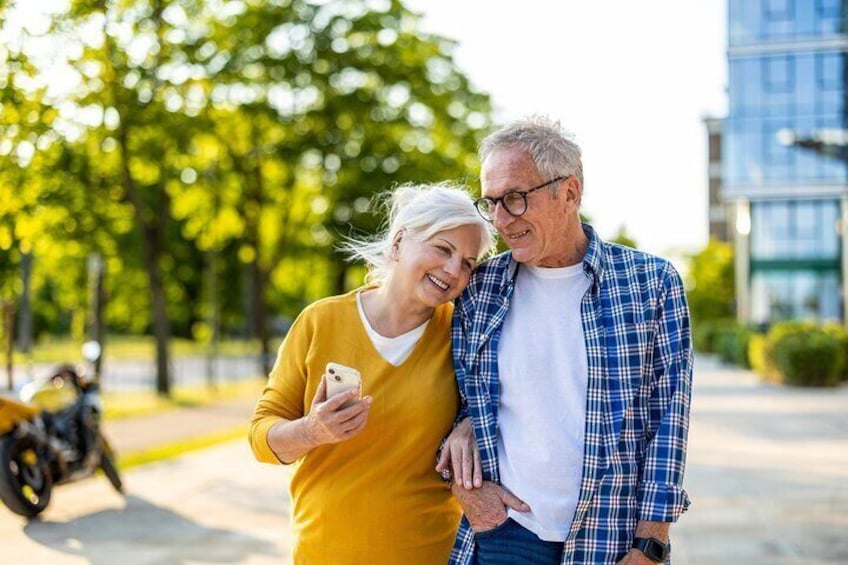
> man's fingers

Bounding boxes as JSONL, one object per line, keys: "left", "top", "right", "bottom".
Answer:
{"left": 499, "top": 488, "right": 531, "bottom": 512}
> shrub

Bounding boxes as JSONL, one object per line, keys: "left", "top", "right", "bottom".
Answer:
{"left": 768, "top": 323, "right": 845, "bottom": 387}
{"left": 748, "top": 333, "right": 779, "bottom": 383}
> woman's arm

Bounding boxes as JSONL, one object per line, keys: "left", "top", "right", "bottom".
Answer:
{"left": 267, "top": 377, "right": 372, "bottom": 463}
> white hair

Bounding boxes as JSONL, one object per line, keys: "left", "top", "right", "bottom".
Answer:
{"left": 340, "top": 182, "right": 496, "bottom": 285}
{"left": 479, "top": 115, "right": 584, "bottom": 190}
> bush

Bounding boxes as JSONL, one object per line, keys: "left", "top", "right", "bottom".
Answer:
{"left": 767, "top": 322, "right": 845, "bottom": 387}
{"left": 822, "top": 323, "right": 848, "bottom": 383}
{"left": 748, "top": 333, "right": 779, "bottom": 383}
{"left": 694, "top": 319, "right": 754, "bottom": 367}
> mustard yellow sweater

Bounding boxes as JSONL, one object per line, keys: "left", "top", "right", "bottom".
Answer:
{"left": 249, "top": 289, "right": 461, "bottom": 564}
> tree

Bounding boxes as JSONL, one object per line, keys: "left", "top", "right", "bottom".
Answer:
{"left": 686, "top": 239, "right": 735, "bottom": 324}
{"left": 1, "top": 0, "right": 495, "bottom": 391}
{"left": 609, "top": 225, "right": 637, "bottom": 249}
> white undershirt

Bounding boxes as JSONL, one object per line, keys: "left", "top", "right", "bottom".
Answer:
{"left": 497, "top": 263, "right": 591, "bottom": 542}
{"left": 356, "top": 292, "right": 428, "bottom": 366}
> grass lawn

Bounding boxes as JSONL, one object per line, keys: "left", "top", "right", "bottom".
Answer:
{"left": 103, "top": 378, "right": 265, "bottom": 420}
{"left": 10, "top": 335, "right": 279, "bottom": 364}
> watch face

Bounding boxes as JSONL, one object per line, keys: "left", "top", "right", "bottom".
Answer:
{"left": 645, "top": 539, "right": 667, "bottom": 560}
{"left": 634, "top": 537, "right": 669, "bottom": 562}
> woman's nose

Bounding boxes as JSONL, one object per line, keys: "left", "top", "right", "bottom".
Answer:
{"left": 443, "top": 256, "right": 461, "bottom": 277}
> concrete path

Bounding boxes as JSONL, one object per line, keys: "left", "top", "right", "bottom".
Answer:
{"left": 672, "top": 357, "right": 848, "bottom": 564}
{"left": 103, "top": 396, "right": 258, "bottom": 455}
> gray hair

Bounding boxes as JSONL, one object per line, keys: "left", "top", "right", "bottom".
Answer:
{"left": 479, "top": 115, "right": 584, "bottom": 191}
{"left": 340, "top": 182, "right": 496, "bottom": 285}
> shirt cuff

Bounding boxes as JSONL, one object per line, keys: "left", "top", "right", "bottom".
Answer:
{"left": 637, "top": 481, "right": 691, "bottom": 522}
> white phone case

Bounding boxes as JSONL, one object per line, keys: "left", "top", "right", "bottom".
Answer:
{"left": 325, "top": 362, "right": 362, "bottom": 408}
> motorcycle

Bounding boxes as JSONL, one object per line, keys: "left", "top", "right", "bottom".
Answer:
{"left": 0, "top": 341, "right": 123, "bottom": 518}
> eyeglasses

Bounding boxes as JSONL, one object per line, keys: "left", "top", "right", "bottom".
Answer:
{"left": 474, "top": 176, "right": 568, "bottom": 222}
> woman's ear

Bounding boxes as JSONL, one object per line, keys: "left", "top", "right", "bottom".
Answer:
{"left": 391, "top": 230, "right": 404, "bottom": 260}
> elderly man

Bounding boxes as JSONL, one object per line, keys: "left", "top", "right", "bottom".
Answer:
{"left": 445, "top": 116, "right": 692, "bottom": 564}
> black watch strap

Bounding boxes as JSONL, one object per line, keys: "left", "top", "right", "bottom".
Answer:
{"left": 632, "top": 537, "right": 669, "bottom": 562}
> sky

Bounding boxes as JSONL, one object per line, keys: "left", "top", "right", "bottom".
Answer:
{"left": 405, "top": 0, "right": 728, "bottom": 265}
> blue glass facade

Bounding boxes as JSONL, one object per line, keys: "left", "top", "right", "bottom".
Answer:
{"left": 724, "top": 0, "right": 848, "bottom": 324}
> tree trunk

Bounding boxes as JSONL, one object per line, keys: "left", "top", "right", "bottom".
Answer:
{"left": 4, "top": 301, "right": 14, "bottom": 391}
{"left": 116, "top": 129, "right": 172, "bottom": 396}
{"left": 251, "top": 259, "right": 271, "bottom": 377}
{"left": 145, "top": 224, "right": 172, "bottom": 397}
{"left": 16, "top": 253, "right": 32, "bottom": 355}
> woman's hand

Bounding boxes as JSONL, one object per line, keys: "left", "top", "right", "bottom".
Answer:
{"left": 304, "top": 376, "right": 372, "bottom": 446}
{"left": 435, "top": 417, "right": 482, "bottom": 489}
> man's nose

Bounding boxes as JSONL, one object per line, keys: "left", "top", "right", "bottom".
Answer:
{"left": 492, "top": 202, "right": 514, "bottom": 230}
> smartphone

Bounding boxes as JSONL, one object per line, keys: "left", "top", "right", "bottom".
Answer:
{"left": 325, "top": 362, "right": 362, "bottom": 409}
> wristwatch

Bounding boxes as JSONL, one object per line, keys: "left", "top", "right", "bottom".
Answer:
{"left": 631, "top": 537, "right": 669, "bottom": 562}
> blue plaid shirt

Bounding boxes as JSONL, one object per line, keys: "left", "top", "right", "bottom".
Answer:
{"left": 449, "top": 224, "right": 692, "bottom": 564}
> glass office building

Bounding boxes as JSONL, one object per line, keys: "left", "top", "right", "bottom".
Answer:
{"left": 723, "top": 0, "right": 848, "bottom": 325}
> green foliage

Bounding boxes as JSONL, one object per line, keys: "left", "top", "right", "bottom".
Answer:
{"left": 609, "top": 225, "right": 637, "bottom": 249}
{"left": 747, "top": 333, "right": 778, "bottom": 383}
{"left": 0, "top": 0, "right": 495, "bottom": 379}
{"left": 695, "top": 318, "right": 752, "bottom": 368}
{"left": 752, "top": 321, "right": 846, "bottom": 387}
{"left": 686, "top": 239, "right": 735, "bottom": 326}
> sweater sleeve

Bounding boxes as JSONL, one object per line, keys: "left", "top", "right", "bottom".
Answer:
{"left": 248, "top": 308, "right": 314, "bottom": 464}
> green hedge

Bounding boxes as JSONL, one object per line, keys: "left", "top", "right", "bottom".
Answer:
{"left": 694, "top": 319, "right": 753, "bottom": 368}
{"left": 748, "top": 321, "right": 847, "bottom": 387}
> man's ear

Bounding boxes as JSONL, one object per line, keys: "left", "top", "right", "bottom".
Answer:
{"left": 565, "top": 176, "right": 582, "bottom": 205}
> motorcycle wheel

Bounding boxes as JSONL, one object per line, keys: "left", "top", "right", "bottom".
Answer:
{"left": 0, "top": 434, "right": 52, "bottom": 518}
{"left": 98, "top": 438, "right": 123, "bottom": 494}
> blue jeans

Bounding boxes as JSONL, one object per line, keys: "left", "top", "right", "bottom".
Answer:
{"left": 473, "top": 518, "right": 564, "bottom": 565}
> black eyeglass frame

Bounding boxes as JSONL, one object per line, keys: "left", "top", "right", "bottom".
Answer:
{"left": 473, "top": 176, "right": 569, "bottom": 222}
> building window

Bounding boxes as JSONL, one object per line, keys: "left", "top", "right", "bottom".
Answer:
{"left": 817, "top": 52, "right": 843, "bottom": 91}
{"left": 751, "top": 200, "right": 840, "bottom": 260}
{"left": 765, "top": 0, "right": 793, "bottom": 20}
{"left": 751, "top": 270, "right": 840, "bottom": 324}
{"left": 763, "top": 56, "right": 793, "bottom": 93}
{"left": 816, "top": 0, "right": 840, "bottom": 18}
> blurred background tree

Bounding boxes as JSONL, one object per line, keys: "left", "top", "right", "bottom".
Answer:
{"left": 0, "top": 0, "right": 493, "bottom": 395}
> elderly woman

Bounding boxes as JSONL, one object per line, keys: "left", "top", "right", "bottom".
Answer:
{"left": 249, "top": 183, "right": 495, "bottom": 564}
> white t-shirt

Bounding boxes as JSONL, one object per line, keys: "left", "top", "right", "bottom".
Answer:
{"left": 356, "top": 292, "right": 428, "bottom": 366}
{"left": 497, "top": 263, "right": 591, "bottom": 542}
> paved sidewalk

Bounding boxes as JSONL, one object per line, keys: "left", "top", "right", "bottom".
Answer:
{"left": 103, "top": 395, "right": 259, "bottom": 456}
{"left": 673, "top": 356, "right": 848, "bottom": 564}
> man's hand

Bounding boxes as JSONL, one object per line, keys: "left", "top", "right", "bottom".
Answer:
{"left": 304, "top": 377, "right": 372, "bottom": 446}
{"left": 436, "top": 417, "right": 482, "bottom": 489}
{"left": 451, "top": 480, "right": 530, "bottom": 532}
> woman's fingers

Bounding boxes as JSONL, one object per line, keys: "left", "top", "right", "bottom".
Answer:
{"left": 450, "top": 439, "right": 464, "bottom": 486}
{"left": 435, "top": 444, "right": 451, "bottom": 473}
{"left": 472, "top": 441, "right": 483, "bottom": 487}
{"left": 312, "top": 377, "right": 328, "bottom": 406}
{"left": 461, "top": 442, "right": 474, "bottom": 489}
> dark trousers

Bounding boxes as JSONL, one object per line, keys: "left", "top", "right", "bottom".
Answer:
{"left": 473, "top": 518, "right": 564, "bottom": 565}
